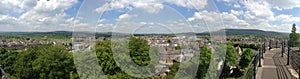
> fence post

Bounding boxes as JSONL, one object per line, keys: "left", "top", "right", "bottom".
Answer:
{"left": 282, "top": 42, "right": 284, "bottom": 57}
{"left": 298, "top": 65, "right": 300, "bottom": 79}
{"left": 276, "top": 40, "right": 278, "bottom": 48}
{"left": 259, "top": 49, "right": 262, "bottom": 67}
{"left": 253, "top": 55, "right": 257, "bottom": 79}
{"left": 287, "top": 46, "right": 290, "bottom": 65}
{"left": 269, "top": 40, "right": 272, "bottom": 50}
{"left": 261, "top": 44, "right": 264, "bottom": 59}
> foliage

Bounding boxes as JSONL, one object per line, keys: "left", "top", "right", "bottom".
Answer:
{"left": 220, "top": 65, "right": 231, "bottom": 78}
{"left": 129, "top": 37, "right": 151, "bottom": 66}
{"left": 240, "top": 43, "right": 260, "bottom": 51}
{"left": 0, "top": 48, "right": 18, "bottom": 75}
{"left": 220, "top": 45, "right": 239, "bottom": 78}
{"left": 162, "top": 62, "right": 180, "bottom": 79}
{"left": 95, "top": 40, "right": 122, "bottom": 75}
{"left": 289, "top": 23, "right": 300, "bottom": 47}
{"left": 196, "top": 45, "right": 212, "bottom": 79}
{"left": 225, "top": 46, "right": 239, "bottom": 66}
{"left": 239, "top": 48, "right": 253, "bottom": 69}
{"left": 13, "top": 45, "right": 77, "bottom": 79}
{"left": 174, "top": 46, "right": 182, "bottom": 50}
{"left": 94, "top": 38, "right": 153, "bottom": 79}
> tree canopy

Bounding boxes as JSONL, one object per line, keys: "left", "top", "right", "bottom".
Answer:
{"left": 289, "top": 23, "right": 300, "bottom": 47}
{"left": 13, "top": 45, "right": 77, "bottom": 79}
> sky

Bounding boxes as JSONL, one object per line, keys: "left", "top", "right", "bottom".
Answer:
{"left": 0, "top": 0, "right": 300, "bottom": 33}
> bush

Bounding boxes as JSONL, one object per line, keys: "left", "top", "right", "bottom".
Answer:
{"left": 239, "top": 48, "right": 253, "bottom": 69}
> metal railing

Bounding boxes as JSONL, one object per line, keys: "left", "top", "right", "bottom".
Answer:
{"left": 0, "top": 65, "right": 9, "bottom": 79}
{"left": 242, "top": 53, "right": 260, "bottom": 79}
{"left": 290, "top": 48, "right": 300, "bottom": 79}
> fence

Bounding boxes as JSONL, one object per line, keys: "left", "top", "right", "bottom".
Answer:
{"left": 290, "top": 48, "right": 300, "bottom": 78}
{"left": 242, "top": 53, "right": 260, "bottom": 79}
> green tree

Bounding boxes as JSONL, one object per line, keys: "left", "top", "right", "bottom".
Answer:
{"left": 239, "top": 48, "right": 253, "bottom": 69}
{"left": 0, "top": 48, "right": 18, "bottom": 75}
{"left": 196, "top": 45, "right": 212, "bottom": 79}
{"left": 95, "top": 40, "right": 122, "bottom": 75}
{"left": 163, "top": 62, "right": 180, "bottom": 79}
{"left": 129, "top": 37, "right": 151, "bottom": 66}
{"left": 13, "top": 45, "right": 77, "bottom": 79}
{"left": 221, "top": 45, "right": 239, "bottom": 78}
{"left": 289, "top": 23, "right": 300, "bottom": 47}
{"left": 95, "top": 38, "right": 153, "bottom": 79}
{"left": 225, "top": 46, "right": 239, "bottom": 66}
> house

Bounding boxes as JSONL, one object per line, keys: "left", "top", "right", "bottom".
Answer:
{"left": 234, "top": 44, "right": 242, "bottom": 56}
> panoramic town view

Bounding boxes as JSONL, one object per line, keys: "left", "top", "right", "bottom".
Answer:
{"left": 0, "top": 0, "right": 300, "bottom": 79}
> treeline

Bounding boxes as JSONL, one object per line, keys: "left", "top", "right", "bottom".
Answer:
{"left": 0, "top": 37, "right": 254, "bottom": 79}
{"left": 0, "top": 45, "right": 77, "bottom": 79}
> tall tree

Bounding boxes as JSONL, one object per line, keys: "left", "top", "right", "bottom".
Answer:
{"left": 220, "top": 45, "right": 239, "bottom": 78}
{"left": 196, "top": 45, "right": 212, "bottom": 79}
{"left": 13, "top": 45, "right": 76, "bottom": 79}
{"left": 129, "top": 37, "right": 151, "bottom": 66}
{"left": 95, "top": 40, "right": 122, "bottom": 75}
{"left": 0, "top": 48, "right": 18, "bottom": 75}
{"left": 239, "top": 48, "right": 253, "bottom": 69}
{"left": 289, "top": 23, "right": 300, "bottom": 47}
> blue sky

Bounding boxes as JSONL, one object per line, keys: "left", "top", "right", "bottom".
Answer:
{"left": 0, "top": 0, "right": 300, "bottom": 33}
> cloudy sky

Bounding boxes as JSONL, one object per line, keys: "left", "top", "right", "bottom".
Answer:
{"left": 0, "top": 0, "right": 300, "bottom": 33}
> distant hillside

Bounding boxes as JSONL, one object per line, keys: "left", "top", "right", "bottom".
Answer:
{"left": 0, "top": 31, "right": 113, "bottom": 40}
{"left": 224, "top": 29, "right": 288, "bottom": 36}
{"left": 198, "top": 29, "right": 289, "bottom": 37}
{"left": 0, "top": 31, "right": 73, "bottom": 40}
{"left": 0, "top": 29, "right": 290, "bottom": 39}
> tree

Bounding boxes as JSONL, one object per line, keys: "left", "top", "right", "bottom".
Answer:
{"left": 289, "top": 23, "right": 300, "bottom": 47}
{"left": 13, "top": 45, "right": 77, "bottom": 79}
{"left": 225, "top": 46, "right": 239, "bottom": 66}
{"left": 239, "top": 48, "right": 253, "bottom": 69}
{"left": 95, "top": 38, "right": 153, "bottom": 79}
{"left": 0, "top": 48, "right": 18, "bottom": 75}
{"left": 220, "top": 45, "right": 239, "bottom": 78}
{"left": 196, "top": 45, "right": 212, "bottom": 79}
{"left": 129, "top": 37, "right": 151, "bottom": 66}
{"left": 95, "top": 40, "right": 122, "bottom": 75}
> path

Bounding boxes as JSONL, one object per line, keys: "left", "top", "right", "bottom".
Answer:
{"left": 257, "top": 48, "right": 296, "bottom": 79}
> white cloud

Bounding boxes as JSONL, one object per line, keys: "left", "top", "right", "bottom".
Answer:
{"left": 0, "top": 0, "right": 79, "bottom": 31}
{"left": 272, "top": 14, "right": 300, "bottom": 23}
{"left": 0, "top": 0, "right": 23, "bottom": 14}
{"left": 165, "top": 0, "right": 207, "bottom": 10}
{"left": 264, "top": 0, "right": 300, "bottom": 10}
{"left": 233, "top": 4, "right": 240, "bottom": 8}
{"left": 188, "top": 10, "right": 223, "bottom": 22}
{"left": 132, "top": 3, "right": 164, "bottom": 14}
{"left": 95, "top": 0, "right": 208, "bottom": 13}
{"left": 243, "top": 1, "right": 274, "bottom": 20}
{"left": 224, "top": 0, "right": 300, "bottom": 10}
{"left": 117, "top": 14, "right": 138, "bottom": 21}
{"left": 20, "top": 0, "right": 37, "bottom": 9}
{"left": 230, "top": 10, "right": 243, "bottom": 16}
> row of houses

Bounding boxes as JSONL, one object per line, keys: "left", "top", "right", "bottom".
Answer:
{"left": 0, "top": 39, "right": 70, "bottom": 49}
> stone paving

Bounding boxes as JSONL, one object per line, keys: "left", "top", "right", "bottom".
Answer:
{"left": 256, "top": 48, "right": 298, "bottom": 79}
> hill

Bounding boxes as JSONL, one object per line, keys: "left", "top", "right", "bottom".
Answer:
{"left": 198, "top": 29, "right": 289, "bottom": 37}
{"left": 0, "top": 29, "right": 290, "bottom": 40}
